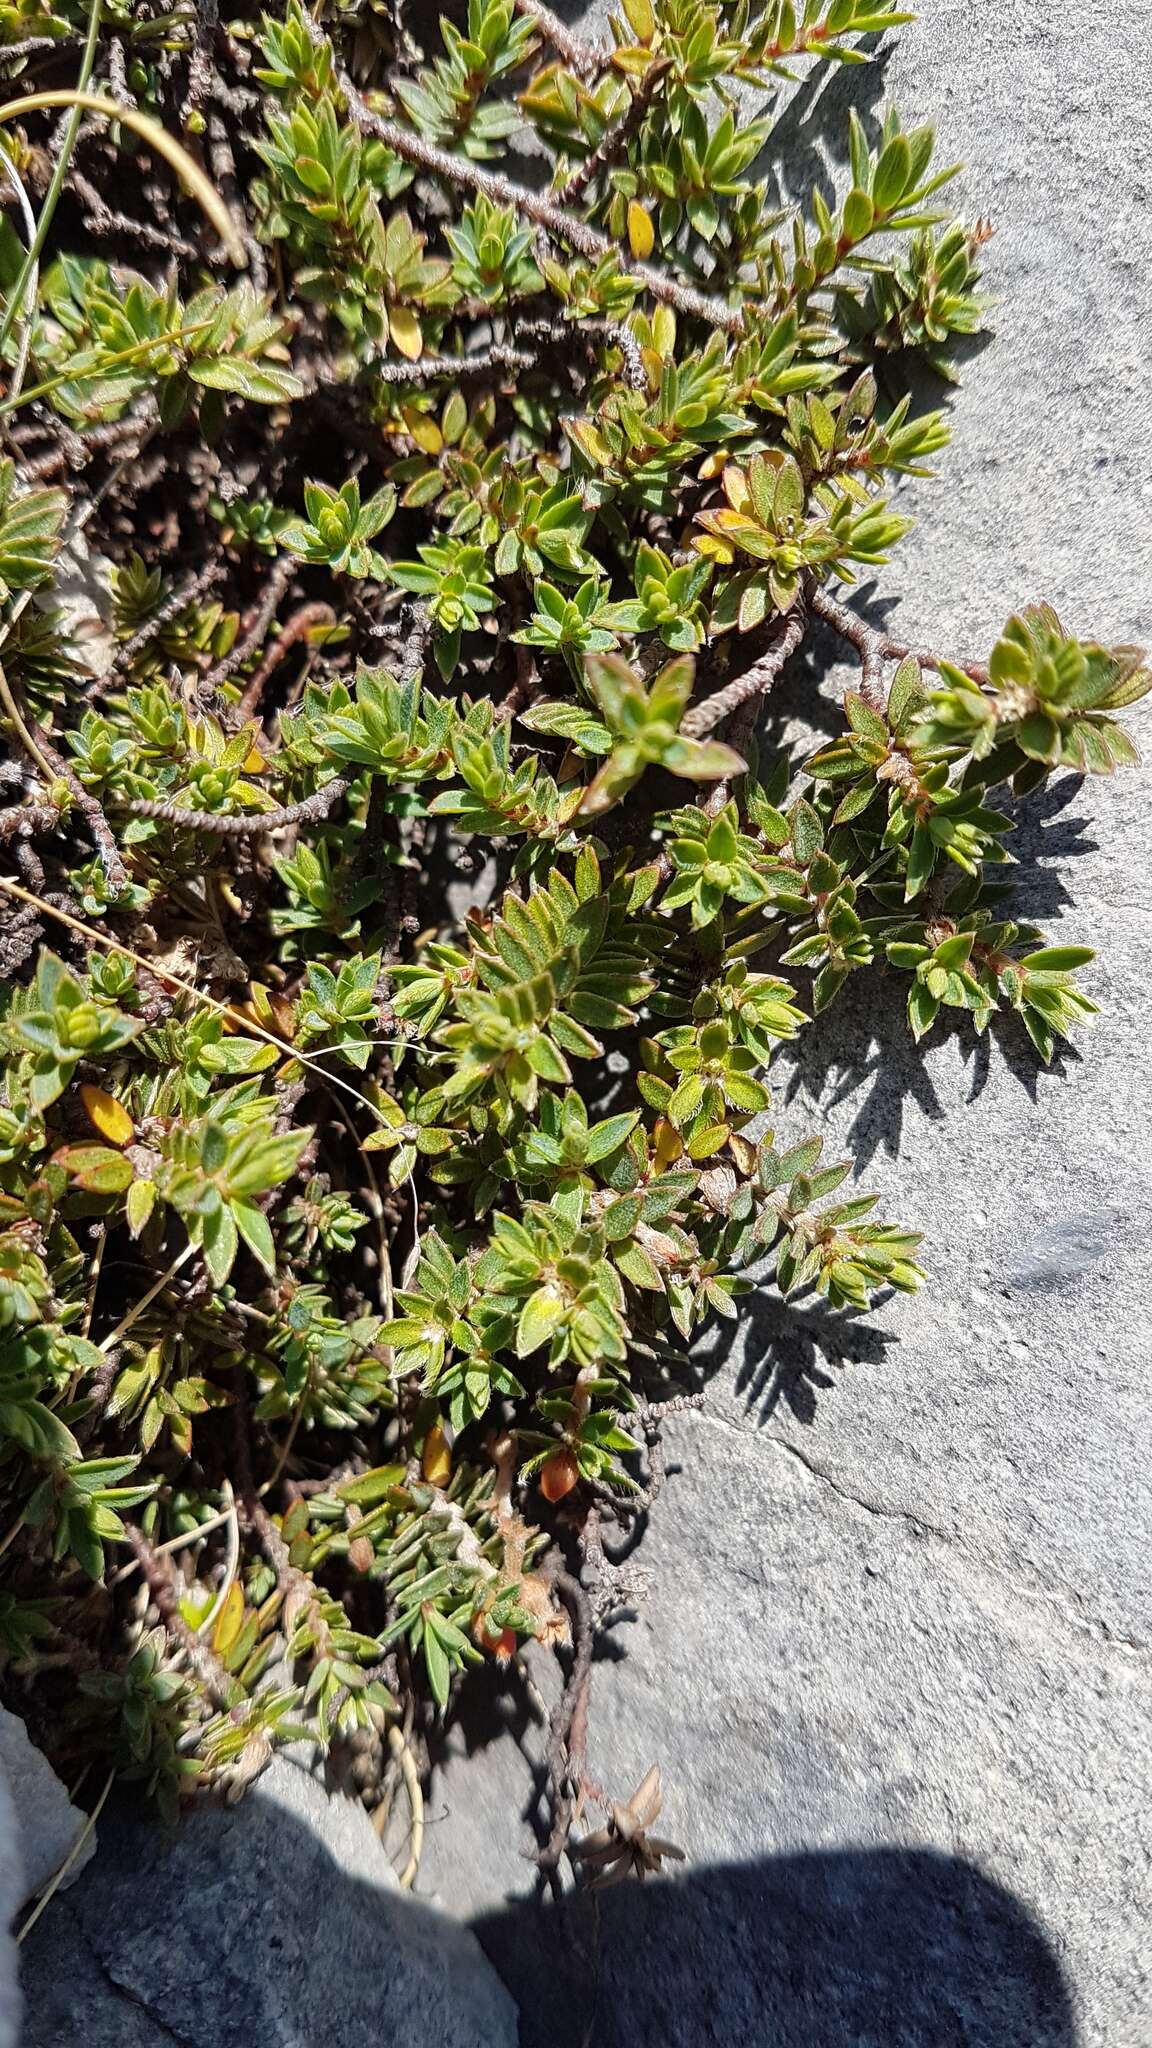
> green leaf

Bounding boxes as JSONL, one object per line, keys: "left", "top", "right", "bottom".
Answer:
{"left": 200, "top": 1205, "right": 239, "bottom": 1287}
{"left": 189, "top": 358, "right": 304, "bottom": 405}
{"left": 516, "top": 1288, "right": 566, "bottom": 1357}
{"left": 789, "top": 800, "right": 823, "bottom": 864}
{"left": 0, "top": 1398, "right": 80, "bottom": 1463}
{"left": 904, "top": 821, "right": 935, "bottom": 899}
{"left": 422, "top": 1619, "right": 451, "bottom": 1705}
{"left": 586, "top": 1111, "right": 641, "bottom": 1163}
{"left": 663, "top": 738, "right": 746, "bottom": 784}
{"left": 55, "top": 1144, "right": 134, "bottom": 1194}
{"left": 1020, "top": 947, "right": 1094, "bottom": 973}
{"left": 887, "top": 656, "right": 926, "bottom": 732}
{"left": 231, "top": 1198, "right": 277, "bottom": 1274}
{"left": 873, "top": 134, "right": 912, "bottom": 212}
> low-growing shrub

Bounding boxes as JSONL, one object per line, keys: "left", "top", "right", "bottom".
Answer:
{"left": 0, "top": 0, "right": 1144, "bottom": 1882}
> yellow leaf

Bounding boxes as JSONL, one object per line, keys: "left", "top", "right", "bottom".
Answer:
{"left": 402, "top": 406, "right": 443, "bottom": 456}
{"left": 80, "top": 1084, "right": 133, "bottom": 1147}
{"left": 243, "top": 745, "right": 267, "bottom": 774}
{"left": 653, "top": 1117, "right": 682, "bottom": 1173}
{"left": 421, "top": 1420, "right": 452, "bottom": 1488}
{"left": 212, "top": 1579, "right": 246, "bottom": 1659}
{"left": 627, "top": 200, "right": 655, "bottom": 261}
{"left": 651, "top": 305, "right": 676, "bottom": 358}
{"left": 388, "top": 305, "right": 423, "bottom": 362}
{"left": 621, "top": 0, "right": 655, "bottom": 41}
{"left": 612, "top": 44, "right": 653, "bottom": 76}
{"left": 126, "top": 1179, "right": 156, "bottom": 1239}
{"left": 722, "top": 462, "right": 751, "bottom": 513}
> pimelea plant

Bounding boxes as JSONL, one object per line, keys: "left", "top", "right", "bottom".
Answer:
{"left": 0, "top": 0, "right": 1145, "bottom": 1887}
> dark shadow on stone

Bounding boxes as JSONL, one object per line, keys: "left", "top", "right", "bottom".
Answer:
{"left": 775, "top": 952, "right": 1083, "bottom": 1157}
{"left": 729, "top": 1285, "right": 900, "bottom": 1426}
{"left": 758, "top": 36, "right": 892, "bottom": 214}
{"left": 22, "top": 1781, "right": 1078, "bottom": 2048}
{"left": 473, "top": 1844, "right": 1080, "bottom": 2048}
{"left": 999, "top": 773, "right": 1098, "bottom": 924}
{"left": 776, "top": 961, "right": 948, "bottom": 1168}
{"left": 18, "top": 1777, "right": 519, "bottom": 2048}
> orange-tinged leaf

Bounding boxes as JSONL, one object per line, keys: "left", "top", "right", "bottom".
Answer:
{"left": 243, "top": 745, "right": 267, "bottom": 774}
{"left": 80, "top": 1084, "right": 133, "bottom": 1147}
{"left": 627, "top": 200, "right": 655, "bottom": 261}
{"left": 242, "top": 984, "right": 296, "bottom": 1039}
{"left": 388, "top": 305, "right": 423, "bottom": 361}
{"left": 54, "top": 1142, "right": 134, "bottom": 1193}
{"left": 473, "top": 1615, "right": 516, "bottom": 1662}
{"left": 267, "top": 992, "right": 297, "bottom": 1038}
{"left": 721, "top": 463, "right": 751, "bottom": 514}
{"left": 421, "top": 1420, "right": 452, "bottom": 1487}
{"left": 539, "top": 1447, "right": 579, "bottom": 1502}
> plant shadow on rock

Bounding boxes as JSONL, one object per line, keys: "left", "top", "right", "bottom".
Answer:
{"left": 719, "top": 1283, "right": 899, "bottom": 1426}
{"left": 473, "top": 1841, "right": 1079, "bottom": 2048}
{"left": 19, "top": 1790, "right": 1079, "bottom": 2048}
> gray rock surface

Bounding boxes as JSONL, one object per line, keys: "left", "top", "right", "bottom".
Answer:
{"left": 0, "top": 1761, "right": 20, "bottom": 2048}
{"left": 17, "top": 1755, "right": 517, "bottom": 2048}
{"left": 0, "top": 1707, "right": 97, "bottom": 2048}
{"left": 0, "top": 1707, "right": 96, "bottom": 1903}
{"left": 419, "top": 5, "right": 1152, "bottom": 2045}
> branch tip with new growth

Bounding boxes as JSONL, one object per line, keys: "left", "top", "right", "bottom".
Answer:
{"left": 303, "top": 18, "right": 742, "bottom": 337}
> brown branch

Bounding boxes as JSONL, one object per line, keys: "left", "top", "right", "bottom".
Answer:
{"left": 26, "top": 721, "right": 127, "bottom": 891}
{"left": 0, "top": 801, "right": 58, "bottom": 842}
{"left": 634, "top": 1393, "right": 707, "bottom": 1424}
{"left": 374, "top": 342, "right": 539, "bottom": 385}
{"left": 206, "top": 109, "right": 267, "bottom": 293}
{"left": 117, "top": 776, "right": 348, "bottom": 837}
{"left": 183, "top": 0, "right": 219, "bottom": 118}
{"left": 16, "top": 411, "right": 151, "bottom": 483}
{"left": 106, "top": 36, "right": 135, "bottom": 110}
{"left": 538, "top": 1561, "right": 595, "bottom": 1881}
{"left": 97, "top": 560, "right": 226, "bottom": 690}
{"left": 379, "top": 317, "right": 647, "bottom": 393}
{"left": 498, "top": 640, "right": 540, "bottom": 724}
{"left": 809, "top": 584, "right": 991, "bottom": 707}
{"left": 234, "top": 600, "right": 335, "bottom": 723}
{"left": 305, "top": 19, "right": 741, "bottom": 336}
{"left": 521, "top": 314, "right": 647, "bottom": 391}
{"left": 679, "top": 602, "right": 808, "bottom": 740}
{"left": 203, "top": 552, "right": 293, "bottom": 708}
{"left": 0, "top": 36, "right": 59, "bottom": 63}
{"left": 69, "top": 168, "right": 199, "bottom": 258}
{"left": 881, "top": 630, "right": 991, "bottom": 688}
{"left": 558, "top": 61, "right": 669, "bottom": 204}
{"left": 700, "top": 694, "right": 760, "bottom": 818}
{"left": 807, "top": 584, "right": 885, "bottom": 708}
{"left": 124, "top": 1525, "right": 235, "bottom": 1711}
{"left": 514, "top": 0, "right": 605, "bottom": 77}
